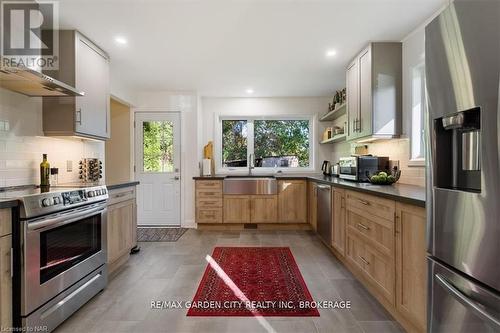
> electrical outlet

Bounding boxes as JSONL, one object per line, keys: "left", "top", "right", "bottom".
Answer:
{"left": 66, "top": 160, "right": 73, "bottom": 172}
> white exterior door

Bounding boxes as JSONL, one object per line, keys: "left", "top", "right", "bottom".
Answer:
{"left": 134, "top": 112, "right": 181, "bottom": 226}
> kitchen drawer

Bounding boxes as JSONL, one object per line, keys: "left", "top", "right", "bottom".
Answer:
{"left": 196, "top": 189, "right": 222, "bottom": 198}
{"left": 346, "top": 208, "right": 394, "bottom": 257}
{"left": 196, "top": 197, "right": 223, "bottom": 208}
{"left": 108, "top": 186, "right": 136, "bottom": 206}
{"left": 346, "top": 230, "right": 366, "bottom": 272}
{"left": 0, "top": 209, "right": 11, "bottom": 237}
{"left": 196, "top": 208, "right": 223, "bottom": 223}
{"left": 346, "top": 228, "right": 395, "bottom": 306}
{"left": 196, "top": 180, "right": 222, "bottom": 191}
{"left": 364, "top": 242, "right": 395, "bottom": 305}
{"left": 346, "top": 190, "right": 395, "bottom": 222}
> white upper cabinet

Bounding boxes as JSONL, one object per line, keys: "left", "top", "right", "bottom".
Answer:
{"left": 346, "top": 42, "right": 402, "bottom": 141}
{"left": 43, "top": 31, "right": 110, "bottom": 140}
{"left": 346, "top": 59, "right": 359, "bottom": 140}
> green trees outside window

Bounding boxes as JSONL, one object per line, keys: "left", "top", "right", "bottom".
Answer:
{"left": 143, "top": 121, "right": 174, "bottom": 172}
{"left": 221, "top": 118, "right": 310, "bottom": 168}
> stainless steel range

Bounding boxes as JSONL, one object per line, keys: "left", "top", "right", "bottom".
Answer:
{"left": 7, "top": 185, "right": 108, "bottom": 332}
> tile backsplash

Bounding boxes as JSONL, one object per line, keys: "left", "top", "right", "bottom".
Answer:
{"left": 330, "top": 138, "right": 425, "bottom": 187}
{"left": 0, "top": 88, "right": 104, "bottom": 187}
{"left": 365, "top": 139, "right": 425, "bottom": 186}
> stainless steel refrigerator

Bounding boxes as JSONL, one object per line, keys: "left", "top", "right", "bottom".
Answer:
{"left": 425, "top": 0, "right": 500, "bottom": 331}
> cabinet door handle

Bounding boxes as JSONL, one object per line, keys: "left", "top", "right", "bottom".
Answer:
{"left": 357, "top": 223, "right": 370, "bottom": 230}
{"left": 359, "top": 256, "right": 370, "bottom": 265}
{"left": 341, "top": 197, "right": 345, "bottom": 209}
{"left": 10, "top": 248, "right": 13, "bottom": 278}
{"left": 76, "top": 108, "right": 82, "bottom": 125}
{"left": 358, "top": 199, "right": 370, "bottom": 205}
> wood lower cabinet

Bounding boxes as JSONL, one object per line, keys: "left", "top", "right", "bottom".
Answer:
{"left": 332, "top": 188, "right": 346, "bottom": 256}
{"left": 223, "top": 195, "right": 278, "bottom": 224}
{"left": 364, "top": 242, "right": 395, "bottom": 305}
{"left": 396, "top": 202, "right": 427, "bottom": 332}
{"left": 223, "top": 195, "right": 251, "bottom": 223}
{"left": 107, "top": 199, "right": 135, "bottom": 263}
{"left": 308, "top": 182, "right": 317, "bottom": 231}
{"left": 278, "top": 180, "right": 307, "bottom": 223}
{"left": 345, "top": 189, "right": 396, "bottom": 305}
{"left": 107, "top": 186, "right": 137, "bottom": 274}
{"left": 250, "top": 196, "right": 278, "bottom": 223}
{"left": 196, "top": 180, "right": 223, "bottom": 223}
{"left": 0, "top": 209, "right": 12, "bottom": 329}
{"left": 341, "top": 189, "right": 426, "bottom": 332}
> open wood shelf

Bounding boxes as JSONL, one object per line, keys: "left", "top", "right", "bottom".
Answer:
{"left": 319, "top": 103, "right": 347, "bottom": 122}
{"left": 320, "top": 134, "right": 347, "bottom": 144}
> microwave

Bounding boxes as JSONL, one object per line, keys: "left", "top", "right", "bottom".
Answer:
{"left": 339, "top": 156, "right": 389, "bottom": 182}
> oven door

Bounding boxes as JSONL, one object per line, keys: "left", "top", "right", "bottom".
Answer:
{"left": 21, "top": 201, "right": 107, "bottom": 316}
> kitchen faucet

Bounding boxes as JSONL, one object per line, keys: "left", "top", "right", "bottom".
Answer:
{"left": 248, "top": 153, "right": 255, "bottom": 175}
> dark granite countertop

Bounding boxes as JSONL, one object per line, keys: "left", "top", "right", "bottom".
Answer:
{"left": 0, "top": 199, "right": 19, "bottom": 209}
{"left": 193, "top": 174, "right": 426, "bottom": 207}
{"left": 192, "top": 175, "right": 226, "bottom": 180}
{"left": 106, "top": 181, "right": 140, "bottom": 191}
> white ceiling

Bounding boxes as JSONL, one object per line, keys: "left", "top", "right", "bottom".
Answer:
{"left": 58, "top": 0, "right": 447, "bottom": 97}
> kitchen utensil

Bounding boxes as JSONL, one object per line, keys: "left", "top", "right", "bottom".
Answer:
{"left": 321, "top": 160, "right": 332, "bottom": 176}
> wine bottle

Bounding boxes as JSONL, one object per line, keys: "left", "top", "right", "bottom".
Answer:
{"left": 40, "top": 154, "right": 50, "bottom": 187}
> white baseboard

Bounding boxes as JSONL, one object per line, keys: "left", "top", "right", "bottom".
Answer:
{"left": 182, "top": 219, "right": 196, "bottom": 228}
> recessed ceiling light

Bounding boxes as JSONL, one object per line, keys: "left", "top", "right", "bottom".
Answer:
{"left": 246, "top": 88, "right": 254, "bottom": 94}
{"left": 114, "top": 36, "right": 128, "bottom": 45}
{"left": 326, "top": 49, "right": 337, "bottom": 57}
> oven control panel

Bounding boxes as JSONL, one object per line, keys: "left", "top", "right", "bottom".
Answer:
{"left": 20, "top": 186, "right": 109, "bottom": 219}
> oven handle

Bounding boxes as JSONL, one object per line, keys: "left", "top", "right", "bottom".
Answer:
{"left": 27, "top": 203, "right": 107, "bottom": 232}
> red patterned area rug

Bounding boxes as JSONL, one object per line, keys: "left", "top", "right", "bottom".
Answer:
{"left": 187, "top": 247, "right": 320, "bottom": 317}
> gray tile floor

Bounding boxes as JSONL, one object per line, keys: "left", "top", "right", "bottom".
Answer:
{"left": 56, "top": 230, "right": 404, "bottom": 333}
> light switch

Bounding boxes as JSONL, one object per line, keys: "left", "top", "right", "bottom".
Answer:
{"left": 67, "top": 160, "right": 73, "bottom": 172}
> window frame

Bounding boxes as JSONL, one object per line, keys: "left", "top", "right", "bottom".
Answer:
{"left": 214, "top": 114, "right": 315, "bottom": 174}
{"left": 409, "top": 62, "right": 426, "bottom": 167}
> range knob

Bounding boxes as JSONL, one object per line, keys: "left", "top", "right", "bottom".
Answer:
{"left": 53, "top": 197, "right": 60, "bottom": 205}
{"left": 41, "top": 198, "right": 53, "bottom": 207}
{"left": 87, "top": 190, "right": 96, "bottom": 197}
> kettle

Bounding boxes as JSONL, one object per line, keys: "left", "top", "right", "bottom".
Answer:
{"left": 321, "top": 160, "right": 332, "bottom": 175}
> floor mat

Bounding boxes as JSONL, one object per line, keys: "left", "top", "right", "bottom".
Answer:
{"left": 187, "top": 247, "right": 320, "bottom": 317}
{"left": 137, "top": 227, "right": 187, "bottom": 242}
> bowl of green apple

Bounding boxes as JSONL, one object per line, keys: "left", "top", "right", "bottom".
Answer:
{"left": 368, "top": 170, "right": 401, "bottom": 185}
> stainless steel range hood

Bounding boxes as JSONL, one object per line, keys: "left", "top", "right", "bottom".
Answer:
{"left": 0, "top": 66, "right": 84, "bottom": 97}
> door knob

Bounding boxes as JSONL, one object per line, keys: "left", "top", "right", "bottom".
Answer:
{"left": 174, "top": 176, "right": 180, "bottom": 180}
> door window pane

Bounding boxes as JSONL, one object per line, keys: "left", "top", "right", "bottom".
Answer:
{"left": 143, "top": 121, "right": 174, "bottom": 172}
{"left": 222, "top": 120, "right": 248, "bottom": 167}
{"left": 254, "top": 120, "right": 310, "bottom": 168}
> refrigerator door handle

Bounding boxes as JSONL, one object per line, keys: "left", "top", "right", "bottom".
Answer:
{"left": 435, "top": 274, "right": 500, "bottom": 328}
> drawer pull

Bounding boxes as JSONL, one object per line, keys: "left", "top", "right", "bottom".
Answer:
{"left": 359, "top": 256, "right": 370, "bottom": 265}
{"left": 358, "top": 199, "right": 370, "bottom": 205}
{"left": 357, "top": 223, "right": 370, "bottom": 230}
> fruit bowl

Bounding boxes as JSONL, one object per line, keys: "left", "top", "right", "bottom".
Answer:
{"left": 367, "top": 170, "right": 401, "bottom": 185}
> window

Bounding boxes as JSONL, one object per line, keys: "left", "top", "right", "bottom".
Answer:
{"left": 410, "top": 63, "right": 426, "bottom": 165}
{"left": 254, "top": 120, "right": 310, "bottom": 167}
{"left": 219, "top": 116, "right": 312, "bottom": 170}
{"left": 222, "top": 120, "right": 248, "bottom": 167}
